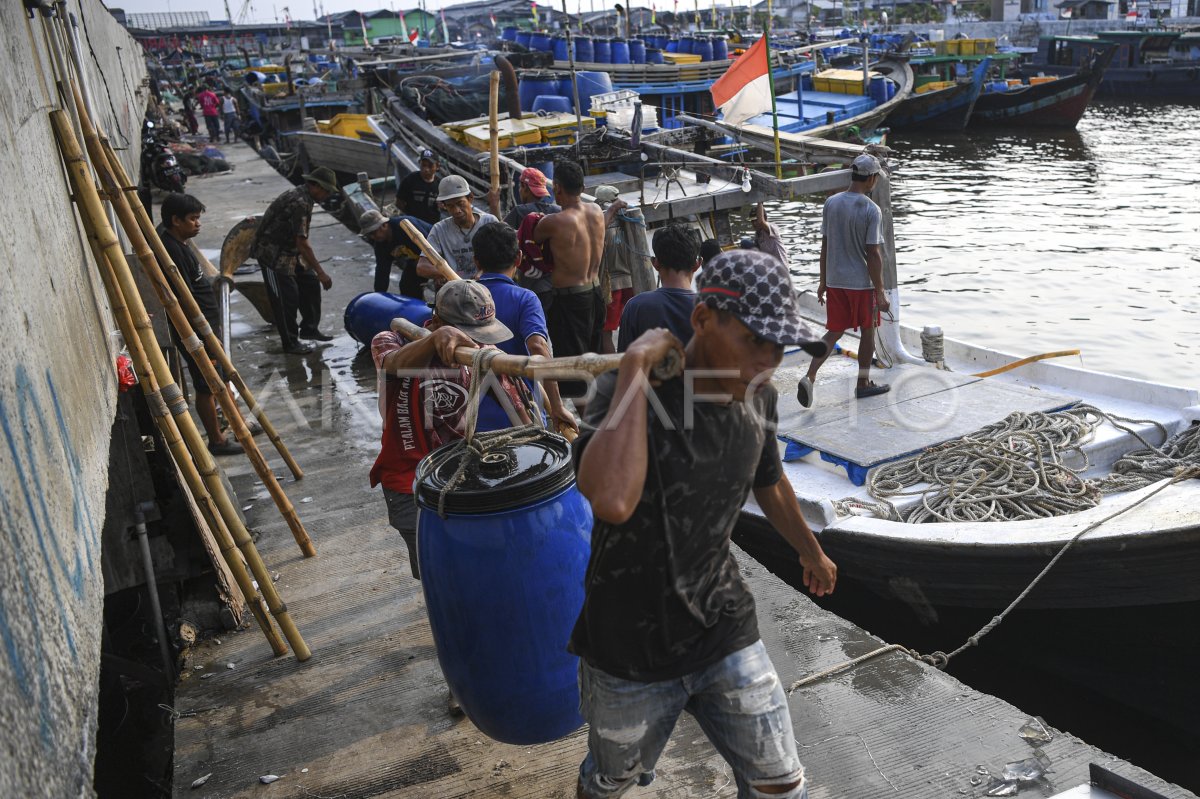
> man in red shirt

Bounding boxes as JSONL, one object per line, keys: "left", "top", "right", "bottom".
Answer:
{"left": 196, "top": 85, "right": 221, "bottom": 142}
{"left": 370, "top": 281, "right": 531, "bottom": 579}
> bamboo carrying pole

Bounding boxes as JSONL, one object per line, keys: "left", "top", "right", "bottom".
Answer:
{"left": 488, "top": 71, "right": 501, "bottom": 200}
{"left": 100, "top": 140, "right": 305, "bottom": 481}
{"left": 83, "top": 234, "right": 288, "bottom": 657}
{"left": 65, "top": 83, "right": 315, "bottom": 560}
{"left": 399, "top": 218, "right": 460, "bottom": 283}
{"left": 50, "top": 110, "right": 312, "bottom": 662}
{"left": 391, "top": 319, "right": 683, "bottom": 382}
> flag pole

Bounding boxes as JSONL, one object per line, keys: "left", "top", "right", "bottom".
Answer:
{"left": 765, "top": 0, "right": 782, "bottom": 179}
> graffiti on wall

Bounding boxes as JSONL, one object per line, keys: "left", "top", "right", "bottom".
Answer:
{"left": 0, "top": 364, "right": 103, "bottom": 747}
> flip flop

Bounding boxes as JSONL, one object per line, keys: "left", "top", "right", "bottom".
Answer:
{"left": 796, "top": 376, "right": 814, "bottom": 408}
{"left": 855, "top": 382, "right": 891, "bottom": 400}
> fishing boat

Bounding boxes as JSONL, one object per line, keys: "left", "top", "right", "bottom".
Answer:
{"left": 971, "top": 42, "right": 1116, "bottom": 128}
{"left": 1024, "top": 31, "right": 1200, "bottom": 102}
{"left": 283, "top": 113, "right": 392, "bottom": 180}
{"left": 884, "top": 57, "right": 989, "bottom": 133}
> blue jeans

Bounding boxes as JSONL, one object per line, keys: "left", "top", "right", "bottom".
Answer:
{"left": 577, "top": 640, "right": 807, "bottom": 799}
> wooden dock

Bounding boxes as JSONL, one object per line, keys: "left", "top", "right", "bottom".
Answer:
{"left": 171, "top": 144, "right": 1193, "bottom": 799}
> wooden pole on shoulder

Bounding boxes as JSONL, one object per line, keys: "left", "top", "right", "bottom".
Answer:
{"left": 398, "top": 218, "right": 460, "bottom": 283}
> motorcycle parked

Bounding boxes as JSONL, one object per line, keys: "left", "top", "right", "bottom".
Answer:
{"left": 140, "top": 119, "right": 187, "bottom": 195}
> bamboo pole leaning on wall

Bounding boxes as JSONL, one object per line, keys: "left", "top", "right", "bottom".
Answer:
{"left": 50, "top": 110, "right": 312, "bottom": 662}
{"left": 64, "top": 81, "right": 316, "bottom": 560}
{"left": 83, "top": 235, "right": 288, "bottom": 657}
{"left": 97, "top": 134, "right": 305, "bottom": 482}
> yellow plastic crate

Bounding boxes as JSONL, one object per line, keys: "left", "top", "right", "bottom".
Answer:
{"left": 460, "top": 119, "right": 542, "bottom": 151}
{"left": 663, "top": 52, "right": 702, "bottom": 65}
{"left": 525, "top": 112, "right": 596, "bottom": 144}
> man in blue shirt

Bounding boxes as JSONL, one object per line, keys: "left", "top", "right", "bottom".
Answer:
{"left": 472, "top": 222, "right": 577, "bottom": 436}
{"left": 617, "top": 224, "right": 700, "bottom": 352}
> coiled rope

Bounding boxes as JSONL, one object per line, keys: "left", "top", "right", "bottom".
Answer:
{"left": 834, "top": 404, "right": 1175, "bottom": 524}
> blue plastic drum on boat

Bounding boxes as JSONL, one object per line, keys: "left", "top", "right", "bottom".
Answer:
{"left": 415, "top": 434, "right": 592, "bottom": 745}
{"left": 694, "top": 37, "right": 714, "bottom": 62}
{"left": 679, "top": 36, "right": 695, "bottom": 54}
{"left": 628, "top": 38, "right": 646, "bottom": 63}
{"left": 574, "top": 36, "right": 594, "bottom": 62}
{"left": 516, "top": 30, "right": 533, "bottom": 49}
{"left": 712, "top": 37, "right": 728, "bottom": 60}
{"left": 646, "top": 48, "right": 664, "bottom": 64}
{"left": 610, "top": 39, "right": 631, "bottom": 64}
{"left": 575, "top": 70, "right": 614, "bottom": 110}
{"left": 519, "top": 70, "right": 564, "bottom": 112}
{"left": 665, "top": 38, "right": 679, "bottom": 53}
{"left": 532, "top": 94, "right": 572, "bottom": 113}
{"left": 593, "top": 37, "right": 611, "bottom": 63}
{"left": 886, "top": 80, "right": 896, "bottom": 100}
{"left": 868, "top": 74, "right": 888, "bottom": 105}
{"left": 530, "top": 31, "right": 553, "bottom": 52}
{"left": 502, "top": 26, "right": 518, "bottom": 42}
{"left": 342, "top": 291, "right": 432, "bottom": 346}
{"left": 552, "top": 36, "right": 569, "bottom": 61}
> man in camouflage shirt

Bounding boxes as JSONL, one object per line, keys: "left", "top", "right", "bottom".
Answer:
{"left": 571, "top": 249, "right": 837, "bottom": 799}
{"left": 253, "top": 167, "right": 338, "bottom": 354}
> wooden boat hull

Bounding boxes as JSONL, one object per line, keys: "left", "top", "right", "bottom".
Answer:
{"left": 290, "top": 131, "right": 391, "bottom": 178}
{"left": 887, "top": 60, "right": 987, "bottom": 133}
{"left": 972, "top": 44, "right": 1115, "bottom": 128}
{"left": 1030, "top": 63, "right": 1200, "bottom": 102}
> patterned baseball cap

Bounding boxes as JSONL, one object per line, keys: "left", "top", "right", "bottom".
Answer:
{"left": 434, "top": 280, "right": 513, "bottom": 345}
{"left": 419, "top": 148, "right": 437, "bottom": 163}
{"left": 519, "top": 167, "right": 550, "bottom": 197}
{"left": 697, "top": 250, "right": 827, "bottom": 355}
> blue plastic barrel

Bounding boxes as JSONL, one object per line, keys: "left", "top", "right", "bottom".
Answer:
{"left": 501, "top": 26, "right": 518, "bottom": 42}
{"left": 343, "top": 291, "right": 432, "bottom": 346}
{"left": 532, "top": 94, "right": 572, "bottom": 113}
{"left": 666, "top": 38, "right": 678, "bottom": 53}
{"left": 610, "top": 39, "right": 630, "bottom": 64}
{"left": 694, "top": 37, "right": 713, "bottom": 62}
{"left": 628, "top": 38, "right": 646, "bottom": 63}
{"left": 593, "top": 37, "right": 611, "bottom": 63}
{"left": 712, "top": 36, "right": 728, "bottom": 60}
{"left": 530, "top": 32, "right": 551, "bottom": 51}
{"left": 519, "top": 70, "right": 563, "bottom": 112}
{"left": 516, "top": 30, "right": 533, "bottom": 49}
{"left": 679, "top": 36, "right": 695, "bottom": 54}
{"left": 885, "top": 79, "right": 896, "bottom": 100}
{"left": 646, "top": 47, "right": 664, "bottom": 64}
{"left": 575, "top": 70, "right": 614, "bottom": 110}
{"left": 552, "top": 36, "right": 569, "bottom": 61}
{"left": 415, "top": 435, "right": 592, "bottom": 745}
{"left": 574, "top": 36, "right": 594, "bottom": 62}
{"left": 868, "top": 74, "right": 888, "bottom": 104}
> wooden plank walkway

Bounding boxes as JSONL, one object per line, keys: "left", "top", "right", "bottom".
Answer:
{"left": 171, "top": 145, "right": 1193, "bottom": 799}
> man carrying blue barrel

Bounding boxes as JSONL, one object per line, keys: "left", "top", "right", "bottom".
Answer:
{"left": 570, "top": 249, "right": 838, "bottom": 799}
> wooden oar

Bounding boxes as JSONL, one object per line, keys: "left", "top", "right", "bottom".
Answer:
{"left": 390, "top": 318, "right": 683, "bottom": 382}
{"left": 399, "top": 218, "right": 460, "bottom": 284}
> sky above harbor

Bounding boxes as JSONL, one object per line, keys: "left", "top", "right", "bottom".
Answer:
{"left": 112, "top": 0, "right": 650, "bottom": 26}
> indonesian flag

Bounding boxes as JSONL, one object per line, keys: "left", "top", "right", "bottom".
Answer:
{"left": 710, "top": 36, "right": 771, "bottom": 127}
{"left": 1061, "top": 6, "right": 1073, "bottom": 17}
{"left": 490, "top": 11, "right": 497, "bottom": 27}
{"left": 409, "top": 28, "right": 419, "bottom": 44}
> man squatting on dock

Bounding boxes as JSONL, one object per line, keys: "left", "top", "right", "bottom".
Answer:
{"left": 571, "top": 250, "right": 838, "bottom": 799}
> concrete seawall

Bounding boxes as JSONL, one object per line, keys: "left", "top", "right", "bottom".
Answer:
{"left": 0, "top": 1, "right": 146, "bottom": 795}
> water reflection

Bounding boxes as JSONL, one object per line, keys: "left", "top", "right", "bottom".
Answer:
{"left": 767, "top": 100, "right": 1200, "bottom": 387}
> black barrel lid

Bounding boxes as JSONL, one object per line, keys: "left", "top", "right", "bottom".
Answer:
{"left": 414, "top": 434, "right": 575, "bottom": 515}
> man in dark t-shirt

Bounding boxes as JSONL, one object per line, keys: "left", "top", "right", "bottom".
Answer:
{"left": 395, "top": 149, "right": 441, "bottom": 225}
{"left": 158, "top": 193, "right": 239, "bottom": 455}
{"left": 571, "top": 249, "right": 837, "bottom": 799}
{"left": 617, "top": 223, "right": 700, "bottom": 352}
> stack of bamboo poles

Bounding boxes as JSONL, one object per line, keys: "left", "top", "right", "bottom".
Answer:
{"left": 32, "top": 3, "right": 312, "bottom": 661}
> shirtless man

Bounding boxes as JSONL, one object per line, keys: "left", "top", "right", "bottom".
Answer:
{"left": 532, "top": 160, "right": 607, "bottom": 398}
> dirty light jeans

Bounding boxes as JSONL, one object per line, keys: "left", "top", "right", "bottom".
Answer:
{"left": 577, "top": 640, "right": 807, "bottom": 799}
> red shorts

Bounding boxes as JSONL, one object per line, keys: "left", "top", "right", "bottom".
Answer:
{"left": 826, "top": 287, "right": 880, "bottom": 332}
{"left": 604, "top": 287, "right": 634, "bottom": 332}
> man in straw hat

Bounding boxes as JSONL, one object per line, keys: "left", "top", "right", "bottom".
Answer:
{"left": 570, "top": 249, "right": 836, "bottom": 799}
{"left": 252, "top": 166, "right": 338, "bottom": 354}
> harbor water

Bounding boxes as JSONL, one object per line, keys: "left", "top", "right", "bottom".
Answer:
{"left": 769, "top": 100, "right": 1200, "bottom": 388}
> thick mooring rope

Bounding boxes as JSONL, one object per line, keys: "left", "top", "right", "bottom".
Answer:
{"left": 834, "top": 405, "right": 1180, "bottom": 523}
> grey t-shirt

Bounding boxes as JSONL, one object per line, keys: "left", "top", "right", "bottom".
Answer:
{"left": 821, "top": 191, "right": 883, "bottom": 290}
{"left": 425, "top": 211, "right": 499, "bottom": 279}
